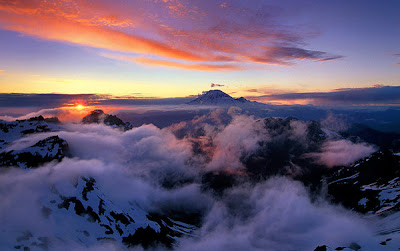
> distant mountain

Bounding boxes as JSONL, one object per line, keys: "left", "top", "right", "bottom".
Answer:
{"left": 187, "top": 90, "right": 262, "bottom": 107}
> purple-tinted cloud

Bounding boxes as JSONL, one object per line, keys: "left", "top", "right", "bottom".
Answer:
{"left": 248, "top": 85, "right": 400, "bottom": 105}
{"left": 391, "top": 54, "right": 400, "bottom": 65}
{"left": 249, "top": 46, "right": 343, "bottom": 65}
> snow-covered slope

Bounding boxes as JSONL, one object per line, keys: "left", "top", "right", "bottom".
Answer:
{"left": 3, "top": 177, "right": 195, "bottom": 250}
{"left": 0, "top": 135, "right": 68, "bottom": 168}
{"left": 317, "top": 150, "right": 400, "bottom": 250}
{"left": 0, "top": 111, "right": 132, "bottom": 169}
{"left": 0, "top": 116, "right": 66, "bottom": 168}
{"left": 0, "top": 116, "right": 61, "bottom": 151}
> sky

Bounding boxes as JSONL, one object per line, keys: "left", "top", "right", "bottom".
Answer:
{"left": 0, "top": 0, "right": 399, "bottom": 103}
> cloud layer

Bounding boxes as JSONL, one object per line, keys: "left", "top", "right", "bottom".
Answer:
{"left": 178, "top": 178, "right": 379, "bottom": 251}
{"left": 2, "top": 86, "right": 400, "bottom": 112}
{"left": 0, "top": 108, "right": 389, "bottom": 250}
{"left": 248, "top": 85, "right": 400, "bottom": 106}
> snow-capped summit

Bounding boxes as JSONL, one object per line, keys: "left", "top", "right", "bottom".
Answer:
{"left": 187, "top": 90, "right": 253, "bottom": 106}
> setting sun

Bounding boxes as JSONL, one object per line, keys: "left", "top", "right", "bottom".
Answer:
{"left": 76, "top": 104, "right": 84, "bottom": 110}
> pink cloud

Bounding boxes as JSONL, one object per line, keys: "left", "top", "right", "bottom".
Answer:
{"left": 306, "top": 140, "right": 376, "bottom": 168}
{"left": 101, "top": 53, "right": 243, "bottom": 71}
{"left": 0, "top": 0, "right": 342, "bottom": 71}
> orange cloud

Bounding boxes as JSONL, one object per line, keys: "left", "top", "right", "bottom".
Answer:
{"left": 135, "top": 57, "right": 242, "bottom": 72}
{"left": 0, "top": 0, "right": 343, "bottom": 71}
{"left": 0, "top": 69, "right": 4, "bottom": 74}
{"left": 0, "top": 0, "right": 206, "bottom": 62}
{"left": 101, "top": 53, "right": 242, "bottom": 72}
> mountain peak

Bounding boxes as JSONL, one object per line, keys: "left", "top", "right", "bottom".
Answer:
{"left": 188, "top": 90, "right": 252, "bottom": 106}
{"left": 202, "top": 89, "right": 231, "bottom": 97}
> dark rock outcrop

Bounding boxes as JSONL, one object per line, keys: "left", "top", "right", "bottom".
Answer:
{"left": 82, "top": 110, "right": 132, "bottom": 131}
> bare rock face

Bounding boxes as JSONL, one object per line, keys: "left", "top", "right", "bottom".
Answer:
{"left": 82, "top": 110, "right": 132, "bottom": 130}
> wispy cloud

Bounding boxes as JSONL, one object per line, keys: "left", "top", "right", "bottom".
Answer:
{"left": 0, "top": 69, "right": 4, "bottom": 74}
{"left": 0, "top": 0, "right": 343, "bottom": 71}
{"left": 246, "top": 89, "right": 259, "bottom": 92}
{"left": 248, "top": 46, "right": 343, "bottom": 66}
{"left": 211, "top": 83, "right": 225, "bottom": 87}
{"left": 102, "top": 53, "right": 242, "bottom": 72}
{"left": 247, "top": 85, "right": 400, "bottom": 106}
{"left": 392, "top": 54, "right": 400, "bottom": 65}
{"left": 135, "top": 57, "right": 242, "bottom": 72}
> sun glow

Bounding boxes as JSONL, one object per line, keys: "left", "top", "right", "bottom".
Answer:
{"left": 76, "top": 104, "right": 84, "bottom": 110}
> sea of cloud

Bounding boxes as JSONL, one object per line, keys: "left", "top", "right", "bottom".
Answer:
{"left": 0, "top": 108, "right": 389, "bottom": 250}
